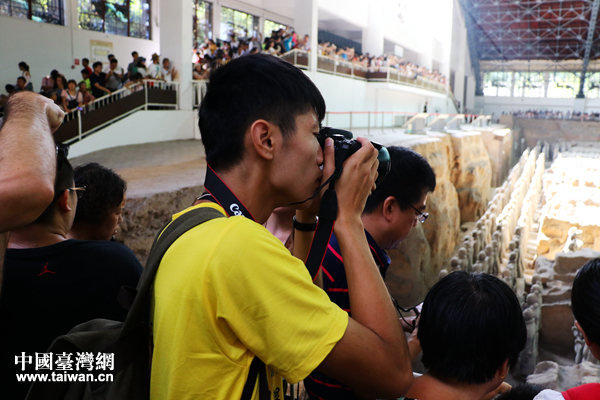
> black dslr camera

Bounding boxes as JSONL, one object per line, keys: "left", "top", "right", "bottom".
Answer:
{"left": 316, "top": 127, "right": 391, "bottom": 184}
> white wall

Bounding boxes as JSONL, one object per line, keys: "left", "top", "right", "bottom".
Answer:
{"left": 69, "top": 110, "right": 196, "bottom": 158}
{"left": 0, "top": 0, "right": 160, "bottom": 93}
{"left": 311, "top": 71, "right": 455, "bottom": 129}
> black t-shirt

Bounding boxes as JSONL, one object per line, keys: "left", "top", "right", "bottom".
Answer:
{"left": 89, "top": 72, "right": 107, "bottom": 98}
{"left": 0, "top": 240, "right": 142, "bottom": 399}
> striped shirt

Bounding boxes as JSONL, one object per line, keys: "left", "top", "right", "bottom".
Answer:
{"left": 304, "top": 229, "right": 391, "bottom": 400}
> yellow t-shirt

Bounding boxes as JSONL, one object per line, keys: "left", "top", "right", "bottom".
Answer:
{"left": 150, "top": 203, "right": 349, "bottom": 400}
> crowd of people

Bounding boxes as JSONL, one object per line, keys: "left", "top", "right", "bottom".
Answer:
{"left": 0, "top": 52, "right": 177, "bottom": 117}
{"left": 189, "top": 27, "right": 446, "bottom": 86}
{"left": 0, "top": 55, "right": 598, "bottom": 400}
{"left": 508, "top": 109, "right": 600, "bottom": 121}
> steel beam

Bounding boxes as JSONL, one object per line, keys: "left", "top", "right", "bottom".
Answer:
{"left": 577, "top": 0, "right": 600, "bottom": 98}
{"left": 461, "top": 0, "right": 484, "bottom": 95}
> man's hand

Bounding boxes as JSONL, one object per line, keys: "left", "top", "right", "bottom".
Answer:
{"left": 5, "top": 92, "right": 64, "bottom": 133}
{"left": 334, "top": 137, "right": 378, "bottom": 226}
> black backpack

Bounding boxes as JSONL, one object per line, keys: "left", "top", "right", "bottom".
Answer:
{"left": 26, "top": 207, "right": 268, "bottom": 400}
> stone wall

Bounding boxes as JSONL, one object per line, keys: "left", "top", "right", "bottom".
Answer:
{"left": 115, "top": 132, "right": 493, "bottom": 308}
{"left": 385, "top": 131, "right": 492, "bottom": 306}
{"left": 518, "top": 118, "right": 600, "bottom": 148}
{"left": 117, "top": 186, "right": 203, "bottom": 264}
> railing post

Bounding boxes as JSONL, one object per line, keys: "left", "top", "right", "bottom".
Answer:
{"left": 381, "top": 112, "right": 384, "bottom": 133}
{"left": 144, "top": 81, "right": 148, "bottom": 110}
{"left": 176, "top": 83, "right": 180, "bottom": 110}
{"left": 349, "top": 111, "right": 353, "bottom": 131}
{"left": 368, "top": 112, "right": 370, "bottom": 136}
{"left": 387, "top": 68, "right": 390, "bottom": 83}
{"left": 326, "top": 112, "right": 329, "bottom": 127}
{"left": 77, "top": 109, "right": 82, "bottom": 141}
{"left": 294, "top": 50, "right": 297, "bottom": 66}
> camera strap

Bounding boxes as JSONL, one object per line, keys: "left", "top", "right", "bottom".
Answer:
{"left": 203, "top": 163, "right": 339, "bottom": 282}
{"left": 304, "top": 186, "right": 338, "bottom": 280}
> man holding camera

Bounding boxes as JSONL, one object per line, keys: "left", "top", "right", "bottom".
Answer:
{"left": 150, "top": 54, "right": 413, "bottom": 399}
{"left": 305, "top": 146, "right": 436, "bottom": 400}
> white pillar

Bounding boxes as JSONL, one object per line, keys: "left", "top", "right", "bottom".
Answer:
{"left": 160, "top": 0, "right": 193, "bottom": 110}
{"left": 362, "top": 0, "right": 384, "bottom": 56}
{"left": 213, "top": 2, "right": 222, "bottom": 41}
{"left": 294, "top": 0, "right": 318, "bottom": 74}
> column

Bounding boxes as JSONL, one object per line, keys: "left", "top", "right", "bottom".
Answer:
{"left": 294, "top": 0, "right": 318, "bottom": 74}
{"left": 362, "top": 0, "right": 384, "bottom": 56}
{"left": 160, "top": 0, "right": 193, "bottom": 110}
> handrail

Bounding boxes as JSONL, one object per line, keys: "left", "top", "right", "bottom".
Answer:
{"left": 323, "top": 110, "right": 483, "bottom": 135}
{"left": 58, "top": 79, "right": 179, "bottom": 144}
{"left": 282, "top": 49, "right": 448, "bottom": 94}
{"left": 192, "top": 80, "right": 208, "bottom": 109}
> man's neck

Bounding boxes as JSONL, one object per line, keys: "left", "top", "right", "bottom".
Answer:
{"left": 361, "top": 212, "right": 386, "bottom": 250}
{"left": 407, "top": 373, "right": 495, "bottom": 400}
{"left": 8, "top": 224, "right": 68, "bottom": 249}
{"left": 215, "top": 164, "right": 279, "bottom": 224}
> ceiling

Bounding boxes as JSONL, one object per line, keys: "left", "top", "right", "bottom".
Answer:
{"left": 462, "top": 0, "right": 600, "bottom": 62}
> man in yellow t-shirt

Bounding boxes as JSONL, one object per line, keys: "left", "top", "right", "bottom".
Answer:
{"left": 150, "top": 54, "right": 414, "bottom": 400}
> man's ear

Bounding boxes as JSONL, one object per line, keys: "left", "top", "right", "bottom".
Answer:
{"left": 249, "top": 119, "right": 276, "bottom": 160}
{"left": 575, "top": 320, "right": 595, "bottom": 348}
{"left": 382, "top": 196, "right": 398, "bottom": 222}
{"left": 57, "top": 189, "right": 73, "bottom": 212}
{"left": 496, "top": 358, "right": 509, "bottom": 381}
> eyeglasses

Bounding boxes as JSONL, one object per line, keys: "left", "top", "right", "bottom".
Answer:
{"left": 410, "top": 204, "right": 429, "bottom": 224}
{"left": 392, "top": 297, "right": 420, "bottom": 331}
{"left": 68, "top": 186, "right": 86, "bottom": 199}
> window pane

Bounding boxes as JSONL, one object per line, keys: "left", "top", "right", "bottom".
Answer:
{"left": 31, "top": 0, "right": 64, "bottom": 25}
{"left": 193, "top": 0, "right": 212, "bottom": 48}
{"left": 547, "top": 72, "right": 579, "bottom": 98}
{"left": 264, "top": 19, "right": 287, "bottom": 38}
{"left": 0, "top": 0, "right": 28, "bottom": 20}
{"left": 104, "top": 1, "right": 129, "bottom": 36}
{"left": 78, "top": 0, "right": 104, "bottom": 32}
{"left": 220, "top": 6, "right": 258, "bottom": 41}
{"left": 130, "top": 0, "right": 150, "bottom": 39}
{"left": 483, "top": 71, "right": 511, "bottom": 97}
{"left": 78, "top": 0, "right": 150, "bottom": 39}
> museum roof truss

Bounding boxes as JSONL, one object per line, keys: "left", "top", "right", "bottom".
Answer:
{"left": 462, "top": 0, "right": 600, "bottom": 62}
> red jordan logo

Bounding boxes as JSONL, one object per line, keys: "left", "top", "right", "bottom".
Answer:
{"left": 38, "top": 262, "right": 56, "bottom": 277}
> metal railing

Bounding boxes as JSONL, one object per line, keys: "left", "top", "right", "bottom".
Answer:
{"left": 192, "top": 80, "right": 208, "bottom": 109}
{"left": 60, "top": 80, "right": 179, "bottom": 144}
{"left": 281, "top": 49, "right": 448, "bottom": 94}
{"left": 324, "top": 111, "right": 481, "bottom": 135}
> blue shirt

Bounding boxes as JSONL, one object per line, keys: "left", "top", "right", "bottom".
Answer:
{"left": 304, "top": 229, "right": 391, "bottom": 400}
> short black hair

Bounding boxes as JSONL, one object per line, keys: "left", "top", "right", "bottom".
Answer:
{"left": 78, "top": 81, "right": 86, "bottom": 88}
{"left": 81, "top": 69, "right": 89, "bottom": 76}
{"left": 108, "top": 54, "right": 115, "bottom": 59}
{"left": 67, "top": 79, "right": 77, "bottom": 86}
{"left": 496, "top": 384, "right": 544, "bottom": 400}
{"left": 92, "top": 61, "right": 102, "bottom": 69}
{"left": 364, "top": 146, "right": 436, "bottom": 213}
{"left": 5, "top": 84, "right": 14, "bottom": 92}
{"left": 82, "top": 58, "right": 89, "bottom": 63}
{"left": 17, "top": 77, "right": 26, "bottom": 83}
{"left": 132, "top": 51, "right": 138, "bottom": 56}
{"left": 35, "top": 151, "right": 74, "bottom": 224}
{"left": 110, "top": 58, "right": 118, "bottom": 64}
{"left": 572, "top": 258, "right": 600, "bottom": 346}
{"left": 418, "top": 271, "right": 526, "bottom": 384}
{"left": 73, "top": 163, "right": 127, "bottom": 225}
{"left": 199, "top": 53, "right": 326, "bottom": 172}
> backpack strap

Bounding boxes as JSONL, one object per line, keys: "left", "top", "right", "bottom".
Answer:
{"left": 120, "top": 206, "right": 225, "bottom": 338}
{"left": 122, "top": 206, "right": 269, "bottom": 400}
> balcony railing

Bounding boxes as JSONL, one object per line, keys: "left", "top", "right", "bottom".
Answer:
{"left": 56, "top": 80, "right": 179, "bottom": 144}
{"left": 281, "top": 49, "right": 447, "bottom": 94}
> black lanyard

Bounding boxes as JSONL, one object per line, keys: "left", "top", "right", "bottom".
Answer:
{"left": 201, "top": 164, "right": 335, "bottom": 281}
{"left": 201, "top": 165, "right": 256, "bottom": 221}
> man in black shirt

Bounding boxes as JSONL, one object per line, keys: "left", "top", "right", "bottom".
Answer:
{"left": 0, "top": 154, "right": 142, "bottom": 399}
{"left": 89, "top": 61, "right": 111, "bottom": 99}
